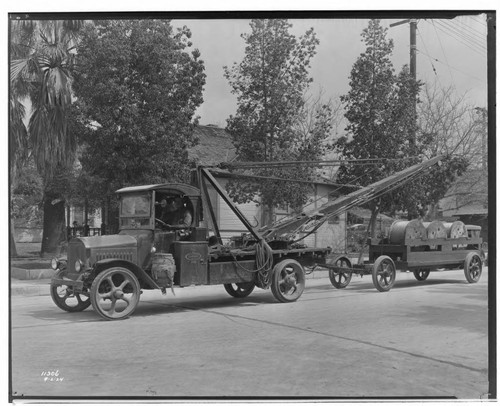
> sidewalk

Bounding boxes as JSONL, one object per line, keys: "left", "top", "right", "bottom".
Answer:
{"left": 11, "top": 277, "right": 52, "bottom": 297}
{"left": 11, "top": 243, "right": 54, "bottom": 297}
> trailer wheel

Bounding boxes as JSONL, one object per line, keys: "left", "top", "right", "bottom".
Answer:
{"left": 464, "top": 252, "right": 482, "bottom": 283}
{"left": 372, "top": 256, "right": 396, "bottom": 292}
{"left": 224, "top": 282, "right": 255, "bottom": 298}
{"left": 50, "top": 271, "right": 91, "bottom": 312}
{"left": 329, "top": 256, "right": 352, "bottom": 289}
{"left": 90, "top": 267, "right": 141, "bottom": 320}
{"left": 271, "top": 259, "right": 305, "bottom": 303}
{"left": 413, "top": 269, "right": 430, "bottom": 281}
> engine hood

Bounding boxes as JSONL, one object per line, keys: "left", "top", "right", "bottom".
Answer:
{"left": 66, "top": 235, "right": 139, "bottom": 273}
{"left": 76, "top": 234, "right": 137, "bottom": 249}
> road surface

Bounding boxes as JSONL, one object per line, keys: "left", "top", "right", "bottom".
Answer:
{"left": 10, "top": 268, "right": 490, "bottom": 400}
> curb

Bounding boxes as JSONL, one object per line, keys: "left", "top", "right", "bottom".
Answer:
{"left": 11, "top": 279, "right": 52, "bottom": 297}
{"left": 11, "top": 266, "right": 56, "bottom": 281}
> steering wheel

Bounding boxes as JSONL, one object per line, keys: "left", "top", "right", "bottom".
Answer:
{"left": 155, "top": 218, "right": 171, "bottom": 229}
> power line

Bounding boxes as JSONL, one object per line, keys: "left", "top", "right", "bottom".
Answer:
{"left": 469, "top": 15, "right": 487, "bottom": 28}
{"left": 416, "top": 26, "right": 446, "bottom": 92}
{"left": 431, "top": 20, "right": 485, "bottom": 54}
{"left": 439, "top": 20, "right": 486, "bottom": 51}
{"left": 416, "top": 49, "right": 486, "bottom": 83}
{"left": 433, "top": 20, "right": 486, "bottom": 55}
{"left": 455, "top": 17, "right": 488, "bottom": 42}
{"left": 430, "top": 21, "right": 456, "bottom": 87}
{"left": 431, "top": 20, "right": 486, "bottom": 57}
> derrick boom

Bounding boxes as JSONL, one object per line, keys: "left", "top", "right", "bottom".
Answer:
{"left": 260, "top": 155, "right": 444, "bottom": 241}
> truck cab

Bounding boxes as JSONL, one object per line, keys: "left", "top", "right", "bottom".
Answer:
{"left": 116, "top": 183, "right": 206, "bottom": 261}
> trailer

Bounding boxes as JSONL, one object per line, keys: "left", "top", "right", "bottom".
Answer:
{"left": 50, "top": 155, "right": 468, "bottom": 320}
{"left": 320, "top": 220, "right": 485, "bottom": 292}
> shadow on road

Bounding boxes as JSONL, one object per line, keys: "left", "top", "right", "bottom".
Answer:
{"left": 306, "top": 277, "right": 472, "bottom": 293}
{"left": 135, "top": 293, "right": 276, "bottom": 318}
{"left": 24, "top": 293, "right": 278, "bottom": 323}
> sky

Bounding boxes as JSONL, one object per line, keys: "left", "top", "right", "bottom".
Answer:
{"left": 172, "top": 14, "right": 489, "bottom": 127}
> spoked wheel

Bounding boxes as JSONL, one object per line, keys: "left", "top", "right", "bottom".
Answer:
{"left": 413, "top": 269, "right": 430, "bottom": 281}
{"left": 50, "top": 271, "right": 91, "bottom": 312}
{"left": 90, "top": 267, "right": 141, "bottom": 320}
{"left": 224, "top": 282, "right": 255, "bottom": 298}
{"left": 372, "top": 256, "right": 396, "bottom": 292}
{"left": 329, "top": 256, "right": 352, "bottom": 289}
{"left": 464, "top": 252, "right": 482, "bottom": 283}
{"left": 271, "top": 259, "right": 305, "bottom": 303}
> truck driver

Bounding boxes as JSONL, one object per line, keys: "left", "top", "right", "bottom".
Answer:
{"left": 158, "top": 196, "right": 193, "bottom": 229}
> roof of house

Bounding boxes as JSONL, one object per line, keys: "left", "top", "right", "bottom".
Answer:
{"left": 189, "top": 125, "right": 237, "bottom": 166}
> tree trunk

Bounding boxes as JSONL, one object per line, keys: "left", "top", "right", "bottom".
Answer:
{"left": 369, "top": 205, "right": 380, "bottom": 240}
{"left": 261, "top": 204, "right": 275, "bottom": 227}
{"left": 41, "top": 194, "right": 66, "bottom": 256}
{"left": 10, "top": 221, "right": 18, "bottom": 257}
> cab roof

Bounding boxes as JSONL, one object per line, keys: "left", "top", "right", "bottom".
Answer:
{"left": 115, "top": 183, "right": 200, "bottom": 197}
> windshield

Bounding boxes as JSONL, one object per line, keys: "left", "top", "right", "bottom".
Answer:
{"left": 121, "top": 195, "right": 151, "bottom": 217}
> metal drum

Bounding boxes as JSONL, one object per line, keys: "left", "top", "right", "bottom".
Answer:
{"left": 389, "top": 220, "right": 426, "bottom": 244}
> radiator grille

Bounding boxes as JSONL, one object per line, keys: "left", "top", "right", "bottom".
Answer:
{"left": 94, "top": 250, "right": 134, "bottom": 262}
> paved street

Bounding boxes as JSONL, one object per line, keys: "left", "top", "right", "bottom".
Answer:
{"left": 10, "top": 268, "right": 490, "bottom": 400}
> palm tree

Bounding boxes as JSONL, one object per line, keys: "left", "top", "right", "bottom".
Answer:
{"left": 10, "top": 19, "right": 84, "bottom": 255}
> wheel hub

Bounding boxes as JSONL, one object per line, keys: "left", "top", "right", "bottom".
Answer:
{"left": 284, "top": 274, "right": 296, "bottom": 287}
{"left": 114, "top": 290, "right": 124, "bottom": 299}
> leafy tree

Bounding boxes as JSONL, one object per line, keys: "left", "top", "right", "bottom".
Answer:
{"left": 224, "top": 19, "right": 332, "bottom": 225}
{"left": 10, "top": 19, "right": 85, "bottom": 255}
{"left": 336, "top": 19, "right": 467, "bottom": 235}
{"left": 72, "top": 19, "right": 205, "bottom": 226}
{"left": 11, "top": 158, "right": 44, "bottom": 229}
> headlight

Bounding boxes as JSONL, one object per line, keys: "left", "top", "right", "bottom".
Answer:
{"left": 51, "top": 258, "right": 58, "bottom": 270}
{"left": 75, "top": 260, "right": 83, "bottom": 272}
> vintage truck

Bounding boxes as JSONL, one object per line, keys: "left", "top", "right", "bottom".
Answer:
{"left": 50, "top": 156, "right": 481, "bottom": 320}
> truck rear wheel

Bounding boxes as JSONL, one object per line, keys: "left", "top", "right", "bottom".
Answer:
{"left": 224, "top": 282, "right": 255, "bottom": 298}
{"left": 271, "top": 259, "right": 305, "bottom": 303}
{"left": 90, "top": 267, "right": 141, "bottom": 320}
{"left": 464, "top": 252, "right": 482, "bottom": 283}
{"left": 372, "top": 256, "right": 396, "bottom": 292}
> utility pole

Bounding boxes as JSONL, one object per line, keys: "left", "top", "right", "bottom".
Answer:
{"left": 389, "top": 19, "right": 417, "bottom": 80}
{"left": 390, "top": 18, "right": 418, "bottom": 147}
{"left": 409, "top": 19, "right": 417, "bottom": 80}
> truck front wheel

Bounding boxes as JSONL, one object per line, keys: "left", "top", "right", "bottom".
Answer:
{"left": 50, "top": 271, "right": 91, "bottom": 312}
{"left": 90, "top": 267, "right": 141, "bottom": 320}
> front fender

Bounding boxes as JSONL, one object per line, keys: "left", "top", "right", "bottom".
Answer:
{"left": 93, "top": 258, "right": 159, "bottom": 290}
